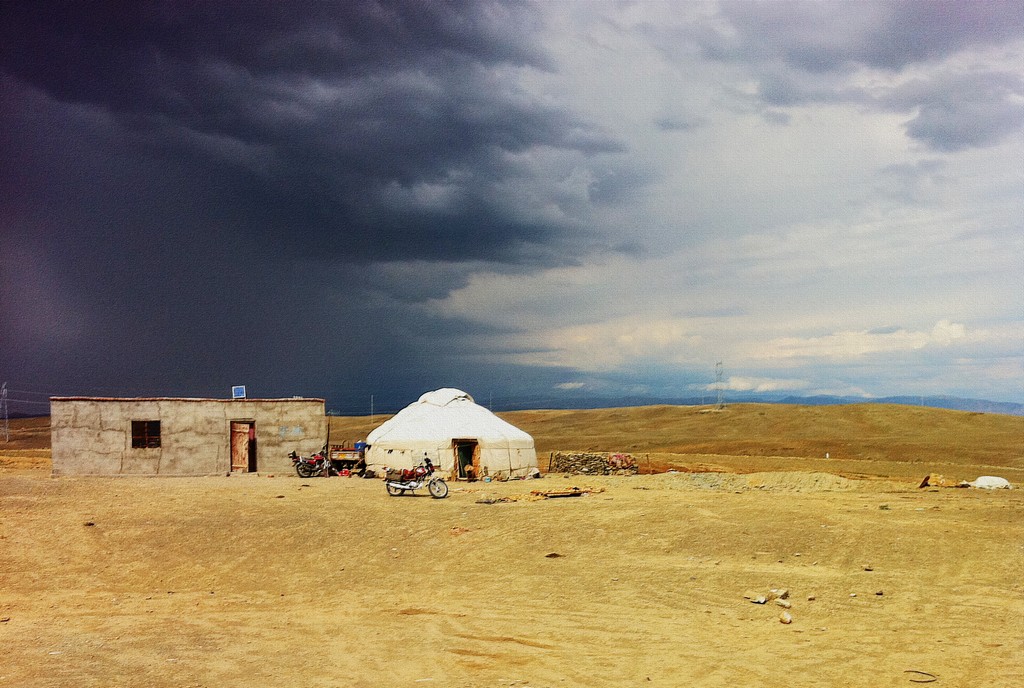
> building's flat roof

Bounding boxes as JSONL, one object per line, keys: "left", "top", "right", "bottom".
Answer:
{"left": 50, "top": 397, "right": 325, "bottom": 403}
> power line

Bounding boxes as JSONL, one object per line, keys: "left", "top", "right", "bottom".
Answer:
{"left": 715, "top": 361, "right": 726, "bottom": 410}
{"left": 6, "top": 398, "right": 52, "bottom": 406}
{"left": 1, "top": 382, "right": 8, "bottom": 442}
{"left": 5, "top": 388, "right": 53, "bottom": 396}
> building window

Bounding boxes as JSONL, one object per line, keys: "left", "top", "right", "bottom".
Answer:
{"left": 131, "top": 420, "right": 161, "bottom": 448}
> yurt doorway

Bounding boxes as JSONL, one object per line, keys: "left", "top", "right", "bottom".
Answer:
{"left": 453, "top": 439, "right": 478, "bottom": 480}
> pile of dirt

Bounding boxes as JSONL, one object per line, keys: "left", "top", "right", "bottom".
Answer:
{"left": 656, "top": 470, "right": 902, "bottom": 492}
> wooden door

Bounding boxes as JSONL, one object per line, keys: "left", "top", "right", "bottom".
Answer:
{"left": 230, "top": 422, "right": 252, "bottom": 472}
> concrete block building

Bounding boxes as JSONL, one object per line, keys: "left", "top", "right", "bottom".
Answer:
{"left": 50, "top": 397, "right": 326, "bottom": 476}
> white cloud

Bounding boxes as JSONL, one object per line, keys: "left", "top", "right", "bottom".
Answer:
{"left": 718, "top": 376, "right": 811, "bottom": 393}
{"left": 555, "top": 381, "right": 586, "bottom": 390}
{"left": 501, "top": 316, "right": 706, "bottom": 372}
{"left": 748, "top": 320, "right": 973, "bottom": 362}
{"left": 413, "top": 3, "right": 1024, "bottom": 402}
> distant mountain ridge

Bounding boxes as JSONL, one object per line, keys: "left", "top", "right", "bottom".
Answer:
{"left": 774, "top": 395, "right": 1024, "bottom": 416}
{"left": 11, "top": 392, "right": 1024, "bottom": 418}
{"left": 478, "top": 393, "right": 1024, "bottom": 416}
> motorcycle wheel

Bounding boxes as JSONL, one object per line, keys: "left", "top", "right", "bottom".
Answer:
{"left": 386, "top": 483, "right": 405, "bottom": 496}
{"left": 295, "top": 462, "right": 316, "bottom": 478}
{"left": 428, "top": 479, "right": 449, "bottom": 499}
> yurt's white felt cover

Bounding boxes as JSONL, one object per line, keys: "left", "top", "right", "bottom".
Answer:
{"left": 366, "top": 388, "right": 537, "bottom": 478}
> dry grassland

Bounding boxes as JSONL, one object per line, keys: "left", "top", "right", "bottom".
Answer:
{"left": 1, "top": 405, "right": 1022, "bottom": 687}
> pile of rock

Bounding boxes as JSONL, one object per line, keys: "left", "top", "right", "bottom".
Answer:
{"left": 551, "top": 451, "right": 638, "bottom": 475}
{"left": 744, "top": 588, "right": 794, "bottom": 624}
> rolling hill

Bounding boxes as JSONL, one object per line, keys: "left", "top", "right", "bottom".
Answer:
{"left": 326, "top": 402, "right": 1023, "bottom": 481}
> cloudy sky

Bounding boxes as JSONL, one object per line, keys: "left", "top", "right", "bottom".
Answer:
{"left": 2, "top": 1, "right": 1022, "bottom": 413}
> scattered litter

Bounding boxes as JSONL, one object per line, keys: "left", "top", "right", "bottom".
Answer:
{"left": 532, "top": 486, "right": 605, "bottom": 499}
{"left": 475, "top": 493, "right": 545, "bottom": 504}
{"left": 83, "top": 521, "right": 95, "bottom": 527}
{"left": 918, "top": 474, "right": 967, "bottom": 488}
{"left": 969, "top": 476, "right": 1012, "bottom": 490}
{"left": 779, "top": 611, "right": 793, "bottom": 624}
{"left": 776, "top": 599, "right": 792, "bottom": 609}
{"left": 920, "top": 474, "right": 1012, "bottom": 489}
{"left": 744, "top": 588, "right": 788, "bottom": 604}
{"left": 904, "top": 669, "right": 937, "bottom": 683}
{"left": 863, "top": 565, "right": 874, "bottom": 572}
{"left": 744, "top": 590, "right": 769, "bottom": 604}
{"left": 477, "top": 486, "right": 606, "bottom": 503}
{"left": 545, "top": 552, "right": 563, "bottom": 558}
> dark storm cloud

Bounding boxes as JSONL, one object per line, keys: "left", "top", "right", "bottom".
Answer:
{"left": 710, "top": 0, "right": 1024, "bottom": 73}
{"left": 691, "top": 1, "right": 1024, "bottom": 152}
{"left": 1, "top": 0, "right": 623, "bottom": 267}
{"left": 0, "top": 1, "right": 632, "bottom": 406}
{"left": 0, "top": 1, "right": 547, "bottom": 107}
{"left": 884, "top": 71, "right": 1024, "bottom": 152}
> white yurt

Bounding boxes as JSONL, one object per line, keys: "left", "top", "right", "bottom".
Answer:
{"left": 366, "top": 388, "right": 538, "bottom": 480}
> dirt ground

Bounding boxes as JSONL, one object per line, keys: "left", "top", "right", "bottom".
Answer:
{"left": 1, "top": 451, "right": 1022, "bottom": 687}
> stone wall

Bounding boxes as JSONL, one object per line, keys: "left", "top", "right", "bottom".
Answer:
{"left": 549, "top": 451, "right": 639, "bottom": 475}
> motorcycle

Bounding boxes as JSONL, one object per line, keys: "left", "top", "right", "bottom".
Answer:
{"left": 289, "top": 447, "right": 330, "bottom": 478}
{"left": 289, "top": 447, "right": 366, "bottom": 478}
{"left": 383, "top": 456, "right": 449, "bottom": 499}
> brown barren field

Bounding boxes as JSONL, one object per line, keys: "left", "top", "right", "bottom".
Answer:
{"left": 1, "top": 405, "right": 1022, "bottom": 687}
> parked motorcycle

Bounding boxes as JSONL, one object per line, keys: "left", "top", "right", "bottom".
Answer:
{"left": 383, "top": 456, "right": 449, "bottom": 498}
{"left": 289, "top": 448, "right": 329, "bottom": 478}
{"left": 289, "top": 447, "right": 365, "bottom": 478}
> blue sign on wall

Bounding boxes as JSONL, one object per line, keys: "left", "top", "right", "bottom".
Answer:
{"left": 231, "top": 386, "right": 246, "bottom": 399}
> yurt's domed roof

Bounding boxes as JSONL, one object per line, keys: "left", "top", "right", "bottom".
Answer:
{"left": 367, "top": 389, "right": 531, "bottom": 445}
{"left": 417, "top": 388, "right": 474, "bottom": 406}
